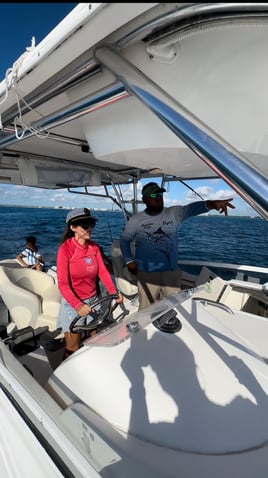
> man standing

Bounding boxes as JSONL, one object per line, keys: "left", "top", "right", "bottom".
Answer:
{"left": 120, "top": 181, "right": 235, "bottom": 309}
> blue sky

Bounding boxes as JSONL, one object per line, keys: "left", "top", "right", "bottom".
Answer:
{"left": 0, "top": 3, "right": 77, "bottom": 80}
{"left": 0, "top": 3, "right": 257, "bottom": 216}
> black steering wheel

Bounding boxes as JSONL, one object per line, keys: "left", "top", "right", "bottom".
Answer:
{"left": 70, "top": 294, "right": 119, "bottom": 333}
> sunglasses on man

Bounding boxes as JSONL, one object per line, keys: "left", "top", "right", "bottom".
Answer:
{"left": 149, "top": 192, "right": 164, "bottom": 198}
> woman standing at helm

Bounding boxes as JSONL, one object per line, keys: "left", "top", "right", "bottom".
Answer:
{"left": 57, "top": 207, "right": 122, "bottom": 359}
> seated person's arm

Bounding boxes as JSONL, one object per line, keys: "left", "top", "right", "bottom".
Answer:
{"left": 16, "top": 252, "right": 29, "bottom": 268}
{"left": 37, "top": 254, "right": 44, "bottom": 266}
{"left": 33, "top": 254, "right": 44, "bottom": 270}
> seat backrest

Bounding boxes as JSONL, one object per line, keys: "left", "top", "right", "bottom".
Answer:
{"left": 195, "top": 266, "right": 219, "bottom": 286}
{"left": 4, "top": 267, "right": 55, "bottom": 296}
{"left": 0, "top": 259, "right": 22, "bottom": 268}
{"left": 0, "top": 266, "right": 41, "bottom": 328}
{"left": 111, "top": 240, "right": 138, "bottom": 298}
{"left": 0, "top": 265, "right": 60, "bottom": 331}
{"left": 194, "top": 266, "right": 226, "bottom": 302}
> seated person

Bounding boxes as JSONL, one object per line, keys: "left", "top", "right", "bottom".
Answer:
{"left": 16, "top": 235, "right": 45, "bottom": 271}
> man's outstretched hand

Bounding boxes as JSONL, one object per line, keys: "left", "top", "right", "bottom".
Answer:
{"left": 206, "top": 198, "right": 235, "bottom": 216}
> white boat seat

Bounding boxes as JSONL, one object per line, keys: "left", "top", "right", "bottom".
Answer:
{"left": 0, "top": 258, "right": 24, "bottom": 268}
{"left": 0, "top": 265, "right": 61, "bottom": 331}
{"left": 192, "top": 267, "right": 268, "bottom": 315}
{"left": 218, "top": 279, "right": 268, "bottom": 313}
{"left": 111, "top": 240, "right": 138, "bottom": 298}
{"left": 192, "top": 266, "right": 226, "bottom": 302}
{"left": 195, "top": 266, "right": 219, "bottom": 287}
{"left": 193, "top": 266, "right": 251, "bottom": 306}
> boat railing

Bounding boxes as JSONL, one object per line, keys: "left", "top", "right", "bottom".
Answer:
{"left": 178, "top": 260, "right": 268, "bottom": 283}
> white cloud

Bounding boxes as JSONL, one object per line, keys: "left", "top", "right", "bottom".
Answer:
{"left": 0, "top": 180, "right": 259, "bottom": 216}
{"left": 185, "top": 186, "right": 237, "bottom": 201}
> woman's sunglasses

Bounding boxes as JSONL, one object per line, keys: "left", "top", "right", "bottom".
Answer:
{"left": 73, "top": 219, "right": 96, "bottom": 230}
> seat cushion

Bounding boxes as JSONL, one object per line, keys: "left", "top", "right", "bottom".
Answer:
{"left": 11, "top": 269, "right": 55, "bottom": 295}
{"left": 42, "top": 284, "right": 61, "bottom": 316}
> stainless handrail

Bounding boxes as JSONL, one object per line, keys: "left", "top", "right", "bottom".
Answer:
{"left": 1, "top": 61, "right": 101, "bottom": 128}
{"left": 192, "top": 297, "right": 234, "bottom": 315}
{"left": 0, "top": 83, "right": 128, "bottom": 149}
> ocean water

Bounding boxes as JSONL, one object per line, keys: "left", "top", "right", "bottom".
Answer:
{"left": 0, "top": 206, "right": 267, "bottom": 271}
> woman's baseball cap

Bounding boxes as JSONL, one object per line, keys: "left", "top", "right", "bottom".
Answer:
{"left": 66, "top": 207, "right": 98, "bottom": 225}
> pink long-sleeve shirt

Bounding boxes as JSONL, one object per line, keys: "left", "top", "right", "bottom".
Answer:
{"left": 57, "top": 237, "right": 116, "bottom": 310}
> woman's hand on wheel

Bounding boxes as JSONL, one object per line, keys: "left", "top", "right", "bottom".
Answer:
{"left": 115, "top": 292, "right": 123, "bottom": 304}
{"left": 76, "top": 303, "right": 92, "bottom": 317}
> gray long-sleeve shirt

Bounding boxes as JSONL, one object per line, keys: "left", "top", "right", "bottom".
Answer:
{"left": 120, "top": 201, "right": 208, "bottom": 272}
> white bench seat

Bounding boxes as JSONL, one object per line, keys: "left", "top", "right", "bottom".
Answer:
{"left": 0, "top": 265, "right": 61, "bottom": 331}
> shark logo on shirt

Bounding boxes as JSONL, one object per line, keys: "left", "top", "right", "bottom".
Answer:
{"left": 144, "top": 227, "right": 170, "bottom": 243}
